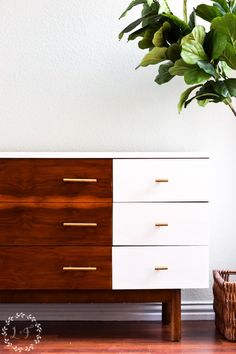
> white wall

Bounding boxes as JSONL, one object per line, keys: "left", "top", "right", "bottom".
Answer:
{"left": 0, "top": 0, "right": 235, "bottom": 303}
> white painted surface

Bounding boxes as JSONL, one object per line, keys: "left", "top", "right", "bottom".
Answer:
{"left": 113, "top": 203, "right": 209, "bottom": 246}
{"left": 0, "top": 0, "right": 235, "bottom": 305}
{"left": 113, "top": 246, "right": 209, "bottom": 289}
{"left": 0, "top": 152, "right": 209, "bottom": 159}
{"left": 113, "top": 159, "right": 209, "bottom": 202}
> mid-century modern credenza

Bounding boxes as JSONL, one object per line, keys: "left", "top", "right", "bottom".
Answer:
{"left": 0, "top": 152, "right": 209, "bottom": 341}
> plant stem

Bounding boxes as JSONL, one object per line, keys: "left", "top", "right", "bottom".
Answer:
{"left": 183, "top": 0, "right": 188, "bottom": 23}
{"left": 162, "top": 0, "right": 171, "bottom": 13}
{"left": 227, "top": 101, "right": 236, "bottom": 117}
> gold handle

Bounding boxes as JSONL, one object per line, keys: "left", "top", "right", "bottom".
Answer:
{"left": 155, "top": 179, "right": 169, "bottom": 183}
{"left": 63, "top": 267, "right": 97, "bottom": 271}
{"left": 155, "top": 223, "right": 169, "bottom": 227}
{"left": 63, "top": 178, "right": 97, "bottom": 183}
{"left": 155, "top": 266, "right": 168, "bottom": 271}
{"left": 63, "top": 222, "right": 98, "bottom": 227}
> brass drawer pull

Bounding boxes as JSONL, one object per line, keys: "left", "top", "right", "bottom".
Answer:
{"left": 155, "top": 223, "right": 169, "bottom": 227}
{"left": 155, "top": 266, "right": 168, "bottom": 271}
{"left": 63, "top": 178, "right": 97, "bottom": 183}
{"left": 155, "top": 179, "right": 169, "bottom": 183}
{"left": 63, "top": 267, "right": 97, "bottom": 271}
{"left": 63, "top": 222, "right": 98, "bottom": 227}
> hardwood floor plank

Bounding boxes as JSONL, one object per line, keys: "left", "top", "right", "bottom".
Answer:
{"left": 0, "top": 321, "right": 235, "bottom": 353}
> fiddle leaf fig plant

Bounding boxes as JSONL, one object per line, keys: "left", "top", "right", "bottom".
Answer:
{"left": 119, "top": 0, "right": 236, "bottom": 116}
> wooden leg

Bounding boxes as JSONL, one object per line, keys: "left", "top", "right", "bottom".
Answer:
{"left": 162, "top": 302, "right": 171, "bottom": 325}
{"left": 170, "top": 289, "right": 181, "bottom": 341}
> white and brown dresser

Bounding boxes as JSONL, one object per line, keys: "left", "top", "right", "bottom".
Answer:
{"left": 0, "top": 152, "right": 209, "bottom": 341}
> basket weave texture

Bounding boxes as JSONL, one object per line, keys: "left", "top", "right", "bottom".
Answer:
{"left": 213, "top": 270, "right": 236, "bottom": 341}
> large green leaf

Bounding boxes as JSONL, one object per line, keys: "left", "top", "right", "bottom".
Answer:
{"left": 119, "top": 14, "right": 160, "bottom": 39}
{"left": 181, "top": 40, "right": 208, "bottom": 65}
{"left": 169, "top": 58, "right": 210, "bottom": 84}
{"left": 119, "top": 0, "right": 159, "bottom": 20}
{"left": 142, "top": 2, "right": 160, "bottom": 26}
{"left": 195, "top": 81, "right": 225, "bottom": 103}
{"left": 177, "top": 85, "right": 202, "bottom": 112}
{"left": 128, "top": 26, "right": 149, "bottom": 41}
{"left": 186, "top": 92, "right": 223, "bottom": 107}
{"left": 211, "top": 13, "right": 236, "bottom": 48}
{"left": 169, "top": 59, "right": 193, "bottom": 76}
{"left": 155, "top": 62, "right": 174, "bottom": 84}
{"left": 184, "top": 67, "right": 211, "bottom": 85}
{"left": 161, "top": 13, "right": 190, "bottom": 35}
{"left": 137, "top": 47, "right": 167, "bottom": 67}
{"left": 198, "top": 99, "right": 210, "bottom": 107}
{"left": 181, "top": 32, "right": 194, "bottom": 45}
{"left": 225, "top": 78, "right": 236, "bottom": 96}
{"left": 119, "top": 0, "right": 146, "bottom": 19}
{"left": 221, "top": 42, "right": 236, "bottom": 69}
{"left": 192, "top": 26, "right": 206, "bottom": 45}
{"left": 188, "top": 11, "right": 196, "bottom": 30}
{"left": 211, "top": 0, "right": 230, "bottom": 13}
{"left": 164, "top": 23, "right": 182, "bottom": 45}
{"left": 203, "top": 29, "right": 228, "bottom": 60}
{"left": 211, "top": 30, "right": 227, "bottom": 59}
{"left": 138, "top": 28, "right": 157, "bottom": 49}
{"left": 213, "top": 3, "right": 227, "bottom": 15}
{"left": 195, "top": 4, "right": 222, "bottom": 22}
{"left": 213, "top": 80, "right": 231, "bottom": 97}
{"left": 196, "top": 61, "right": 217, "bottom": 77}
{"left": 152, "top": 22, "right": 171, "bottom": 47}
{"left": 119, "top": 18, "right": 144, "bottom": 39}
{"left": 181, "top": 26, "right": 206, "bottom": 46}
{"left": 192, "top": 82, "right": 225, "bottom": 106}
{"left": 214, "top": 79, "right": 236, "bottom": 97}
{"left": 166, "top": 43, "right": 181, "bottom": 62}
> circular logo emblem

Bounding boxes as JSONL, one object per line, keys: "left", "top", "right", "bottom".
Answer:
{"left": 1, "top": 312, "right": 42, "bottom": 352}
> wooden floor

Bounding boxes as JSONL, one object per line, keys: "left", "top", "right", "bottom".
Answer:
{"left": 0, "top": 320, "right": 235, "bottom": 353}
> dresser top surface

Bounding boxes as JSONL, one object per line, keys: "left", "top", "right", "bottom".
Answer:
{"left": 0, "top": 152, "right": 209, "bottom": 159}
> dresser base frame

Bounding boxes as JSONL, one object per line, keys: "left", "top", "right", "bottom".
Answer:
{"left": 0, "top": 289, "right": 181, "bottom": 341}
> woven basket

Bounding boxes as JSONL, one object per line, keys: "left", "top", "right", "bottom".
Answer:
{"left": 213, "top": 270, "right": 236, "bottom": 341}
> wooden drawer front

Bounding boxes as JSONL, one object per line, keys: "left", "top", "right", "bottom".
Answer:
{"left": 113, "top": 203, "right": 209, "bottom": 246}
{"left": 113, "top": 159, "right": 208, "bottom": 202}
{"left": 0, "top": 246, "right": 111, "bottom": 289}
{"left": 0, "top": 159, "right": 112, "bottom": 202}
{"left": 112, "top": 246, "right": 209, "bottom": 289}
{"left": 0, "top": 203, "right": 112, "bottom": 246}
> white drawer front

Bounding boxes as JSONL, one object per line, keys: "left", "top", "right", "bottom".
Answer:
{"left": 113, "top": 159, "right": 208, "bottom": 202}
{"left": 112, "top": 246, "right": 209, "bottom": 289}
{"left": 113, "top": 203, "right": 209, "bottom": 246}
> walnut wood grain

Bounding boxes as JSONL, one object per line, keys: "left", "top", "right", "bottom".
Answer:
{"left": 0, "top": 289, "right": 174, "bottom": 303}
{"left": 171, "top": 289, "right": 181, "bottom": 341}
{"left": 0, "top": 246, "right": 111, "bottom": 289}
{"left": 0, "top": 321, "right": 232, "bottom": 353}
{"left": 0, "top": 159, "right": 112, "bottom": 202}
{"left": 0, "top": 202, "right": 112, "bottom": 245}
{"left": 0, "top": 157, "right": 184, "bottom": 342}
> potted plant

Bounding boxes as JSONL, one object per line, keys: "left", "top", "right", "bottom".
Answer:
{"left": 119, "top": 0, "right": 236, "bottom": 116}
